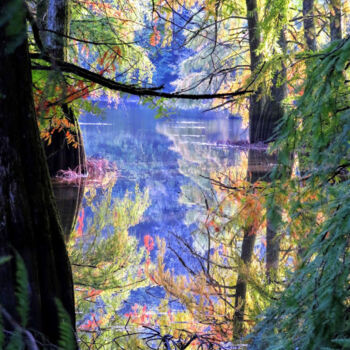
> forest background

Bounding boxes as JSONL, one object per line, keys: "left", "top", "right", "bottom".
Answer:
{"left": 0, "top": 0, "right": 349, "bottom": 348}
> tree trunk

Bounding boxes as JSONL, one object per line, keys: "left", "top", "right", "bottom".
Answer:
{"left": 235, "top": 2, "right": 287, "bottom": 335}
{"left": 246, "top": 0, "right": 265, "bottom": 144}
{"left": 37, "top": 0, "right": 87, "bottom": 176}
{"left": 233, "top": 226, "right": 256, "bottom": 336}
{"left": 53, "top": 178, "right": 86, "bottom": 240}
{"left": 330, "top": 0, "right": 342, "bottom": 41}
{"left": 234, "top": 149, "right": 276, "bottom": 336}
{"left": 37, "top": 0, "right": 69, "bottom": 60}
{"left": 303, "top": 0, "right": 317, "bottom": 51}
{"left": 0, "top": 1, "right": 77, "bottom": 346}
{"left": 263, "top": 30, "right": 286, "bottom": 282}
{"left": 266, "top": 198, "right": 281, "bottom": 282}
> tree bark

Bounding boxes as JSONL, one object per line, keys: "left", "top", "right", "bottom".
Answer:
{"left": 235, "top": 2, "right": 287, "bottom": 335}
{"left": 246, "top": 2, "right": 286, "bottom": 143}
{"left": 303, "top": 0, "right": 317, "bottom": 51}
{"left": 330, "top": 0, "right": 342, "bottom": 41}
{"left": 36, "top": 0, "right": 87, "bottom": 176}
{"left": 246, "top": 0, "right": 265, "bottom": 144}
{"left": 37, "top": 0, "right": 69, "bottom": 60}
{"left": 0, "top": 1, "right": 76, "bottom": 346}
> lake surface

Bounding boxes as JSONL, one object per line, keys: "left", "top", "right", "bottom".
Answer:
{"left": 78, "top": 100, "right": 248, "bottom": 311}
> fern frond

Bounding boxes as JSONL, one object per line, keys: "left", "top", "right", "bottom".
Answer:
{"left": 55, "top": 299, "right": 76, "bottom": 350}
{"left": 15, "top": 253, "right": 29, "bottom": 328}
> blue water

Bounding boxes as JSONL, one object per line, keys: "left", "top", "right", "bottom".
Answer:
{"left": 79, "top": 100, "right": 247, "bottom": 310}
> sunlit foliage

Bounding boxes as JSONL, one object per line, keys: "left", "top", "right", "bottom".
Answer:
{"left": 68, "top": 181, "right": 150, "bottom": 348}
{"left": 250, "top": 36, "right": 350, "bottom": 350}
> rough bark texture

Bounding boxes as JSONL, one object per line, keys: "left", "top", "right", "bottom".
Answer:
{"left": 330, "top": 0, "right": 342, "bottom": 41}
{"left": 303, "top": 0, "right": 317, "bottom": 51}
{"left": 0, "top": 1, "right": 76, "bottom": 346}
{"left": 235, "top": 2, "right": 287, "bottom": 335}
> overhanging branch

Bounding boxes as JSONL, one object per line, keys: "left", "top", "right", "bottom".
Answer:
{"left": 30, "top": 53, "right": 252, "bottom": 100}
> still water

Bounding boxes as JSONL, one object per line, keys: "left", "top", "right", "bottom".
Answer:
{"left": 78, "top": 100, "right": 248, "bottom": 311}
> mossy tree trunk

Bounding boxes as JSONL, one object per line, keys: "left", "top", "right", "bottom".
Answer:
{"left": 0, "top": 1, "right": 77, "bottom": 346}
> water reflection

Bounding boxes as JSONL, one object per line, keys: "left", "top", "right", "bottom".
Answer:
{"left": 53, "top": 178, "right": 85, "bottom": 240}
{"left": 78, "top": 103, "right": 248, "bottom": 305}
{"left": 53, "top": 101, "right": 283, "bottom": 347}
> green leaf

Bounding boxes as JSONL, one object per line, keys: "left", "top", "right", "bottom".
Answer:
{"left": 56, "top": 299, "right": 76, "bottom": 350}
{"left": 15, "top": 253, "right": 29, "bottom": 328}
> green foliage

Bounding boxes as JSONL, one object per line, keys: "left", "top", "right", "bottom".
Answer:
{"left": 14, "top": 253, "right": 29, "bottom": 328}
{"left": 69, "top": 0, "right": 155, "bottom": 84}
{"left": 56, "top": 299, "right": 76, "bottom": 350}
{"left": 70, "top": 183, "right": 149, "bottom": 289}
{"left": 259, "top": 0, "right": 291, "bottom": 55}
{"left": 0, "top": 255, "right": 76, "bottom": 349}
{"left": 0, "top": 256, "right": 11, "bottom": 266}
{"left": 69, "top": 183, "right": 151, "bottom": 348}
{"left": 250, "top": 37, "right": 350, "bottom": 350}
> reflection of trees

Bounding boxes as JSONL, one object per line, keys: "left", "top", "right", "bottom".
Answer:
{"left": 68, "top": 182, "right": 150, "bottom": 348}
{"left": 156, "top": 119, "right": 244, "bottom": 233}
{"left": 233, "top": 149, "right": 278, "bottom": 336}
{"left": 151, "top": 121, "right": 282, "bottom": 340}
{"left": 53, "top": 178, "right": 86, "bottom": 240}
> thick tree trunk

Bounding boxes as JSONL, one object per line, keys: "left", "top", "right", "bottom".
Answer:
{"left": 330, "top": 0, "right": 342, "bottom": 41}
{"left": 246, "top": 2, "right": 286, "bottom": 143}
{"left": 37, "top": 0, "right": 87, "bottom": 177}
{"left": 303, "top": 0, "right": 317, "bottom": 51}
{"left": 266, "top": 199, "right": 281, "bottom": 282}
{"left": 0, "top": 1, "right": 77, "bottom": 346}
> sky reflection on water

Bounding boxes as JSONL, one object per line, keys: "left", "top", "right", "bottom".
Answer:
{"left": 79, "top": 100, "right": 247, "bottom": 309}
